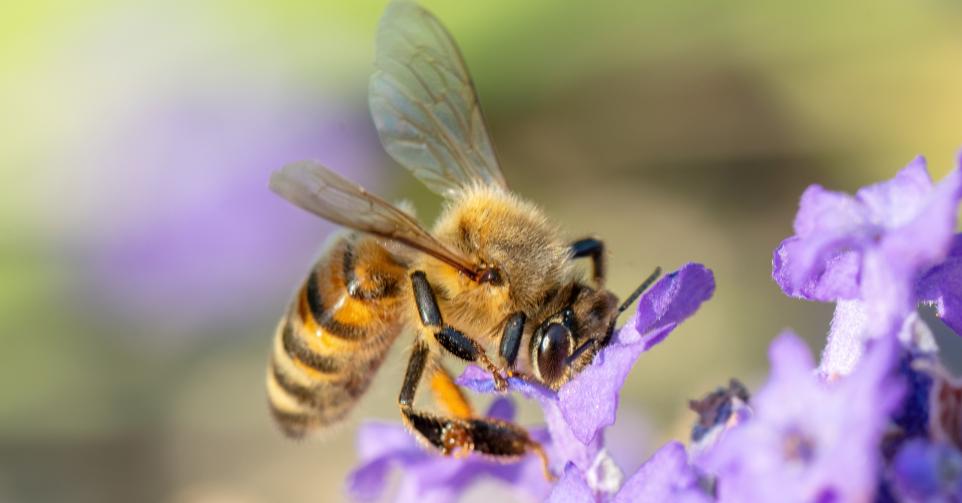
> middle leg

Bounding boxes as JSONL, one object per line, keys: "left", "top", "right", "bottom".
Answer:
{"left": 411, "top": 270, "right": 508, "bottom": 391}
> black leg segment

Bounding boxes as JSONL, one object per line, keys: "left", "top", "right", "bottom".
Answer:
{"left": 571, "top": 238, "right": 605, "bottom": 283}
{"left": 435, "top": 326, "right": 480, "bottom": 362}
{"left": 399, "top": 339, "right": 429, "bottom": 407}
{"left": 499, "top": 312, "right": 526, "bottom": 368}
{"left": 411, "top": 271, "right": 442, "bottom": 327}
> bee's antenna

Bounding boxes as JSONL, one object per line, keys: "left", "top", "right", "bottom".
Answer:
{"left": 595, "top": 266, "right": 663, "bottom": 355}
{"left": 566, "top": 339, "right": 596, "bottom": 366}
{"left": 617, "top": 266, "right": 661, "bottom": 314}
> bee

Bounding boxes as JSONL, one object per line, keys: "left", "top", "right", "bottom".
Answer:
{"left": 266, "top": 0, "right": 658, "bottom": 475}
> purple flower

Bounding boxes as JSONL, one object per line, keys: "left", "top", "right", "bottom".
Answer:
{"left": 77, "top": 91, "right": 381, "bottom": 335}
{"left": 700, "top": 332, "right": 903, "bottom": 503}
{"left": 613, "top": 442, "right": 711, "bottom": 503}
{"left": 459, "top": 263, "right": 716, "bottom": 500}
{"left": 773, "top": 155, "right": 962, "bottom": 374}
{"left": 546, "top": 442, "right": 711, "bottom": 503}
{"left": 346, "top": 397, "right": 552, "bottom": 503}
{"left": 889, "top": 439, "right": 962, "bottom": 502}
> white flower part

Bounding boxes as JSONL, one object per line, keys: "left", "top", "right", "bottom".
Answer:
{"left": 585, "top": 448, "right": 624, "bottom": 496}
{"left": 897, "top": 311, "right": 938, "bottom": 355}
{"left": 820, "top": 299, "right": 869, "bottom": 378}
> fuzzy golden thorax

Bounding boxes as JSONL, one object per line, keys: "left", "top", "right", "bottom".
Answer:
{"left": 414, "top": 184, "right": 577, "bottom": 337}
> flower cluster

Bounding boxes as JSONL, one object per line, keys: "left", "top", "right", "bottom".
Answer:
{"left": 345, "top": 153, "right": 962, "bottom": 502}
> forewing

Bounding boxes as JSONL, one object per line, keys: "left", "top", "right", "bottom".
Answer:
{"left": 270, "top": 161, "right": 477, "bottom": 276}
{"left": 370, "top": 0, "right": 507, "bottom": 198}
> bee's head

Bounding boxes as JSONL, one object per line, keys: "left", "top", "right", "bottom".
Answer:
{"left": 529, "top": 268, "right": 661, "bottom": 391}
{"left": 529, "top": 285, "right": 618, "bottom": 390}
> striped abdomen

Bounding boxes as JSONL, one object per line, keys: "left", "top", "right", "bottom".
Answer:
{"left": 267, "top": 234, "right": 408, "bottom": 437}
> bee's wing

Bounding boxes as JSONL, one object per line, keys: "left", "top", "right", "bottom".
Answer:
{"left": 270, "top": 161, "right": 478, "bottom": 277}
{"left": 369, "top": 1, "right": 507, "bottom": 198}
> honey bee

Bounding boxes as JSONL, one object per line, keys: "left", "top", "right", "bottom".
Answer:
{"left": 266, "top": 0, "right": 658, "bottom": 474}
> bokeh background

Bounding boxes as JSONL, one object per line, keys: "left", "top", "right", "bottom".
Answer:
{"left": 2, "top": 1, "right": 961, "bottom": 501}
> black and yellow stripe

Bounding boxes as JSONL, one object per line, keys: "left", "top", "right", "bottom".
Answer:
{"left": 267, "top": 234, "right": 409, "bottom": 438}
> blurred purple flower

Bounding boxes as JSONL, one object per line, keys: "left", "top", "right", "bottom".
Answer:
{"left": 772, "top": 155, "right": 962, "bottom": 374}
{"left": 459, "top": 263, "right": 716, "bottom": 501}
{"left": 889, "top": 439, "right": 962, "bottom": 502}
{"left": 700, "top": 332, "right": 903, "bottom": 503}
{"left": 79, "top": 93, "right": 382, "bottom": 334}
{"left": 346, "top": 397, "right": 552, "bottom": 503}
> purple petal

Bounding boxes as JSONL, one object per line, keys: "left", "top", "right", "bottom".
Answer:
{"left": 629, "top": 263, "right": 717, "bottom": 348}
{"left": 774, "top": 184, "right": 869, "bottom": 301}
{"left": 614, "top": 442, "right": 708, "bottom": 503}
{"left": 767, "top": 330, "right": 816, "bottom": 381}
{"left": 774, "top": 236, "right": 862, "bottom": 301}
{"left": 347, "top": 422, "right": 426, "bottom": 501}
{"left": 919, "top": 234, "right": 962, "bottom": 335}
{"left": 346, "top": 457, "right": 396, "bottom": 502}
{"left": 545, "top": 464, "right": 595, "bottom": 503}
{"left": 487, "top": 396, "right": 517, "bottom": 421}
{"left": 855, "top": 156, "right": 933, "bottom": 228}
{"left": 559, "top": 264, "right": 715, "bottom": 445}
{"left": 457, "top": 365, "right": 553, "bottom": 401}
{"left": 356, "top": 421, "right": 422, "bottom": 461}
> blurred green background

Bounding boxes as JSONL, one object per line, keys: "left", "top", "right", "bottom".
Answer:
{"left": 2, "top": 1, "right": 961, "bottom": 501}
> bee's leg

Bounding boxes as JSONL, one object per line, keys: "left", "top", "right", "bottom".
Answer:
{"left": 398, "top": 343, "right": 553, "bottom": 478}
{"left": 430, "top": 362, "right": 474, "bottom": 419}
{"left": 498, "top": 311, "right": 525, "bottom": 373}
{"left": 411, "top": 271, "right": 508, "bottom": 391}
{"left": 570, "top": 237, "right": 605, "bottom": 284}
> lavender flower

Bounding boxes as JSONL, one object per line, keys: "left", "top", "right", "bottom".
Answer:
{"left": 889, "top": 439, "right": 962, "bottom": 502}
{"left": 346, "top": 397, "right": 552, "bottom": 503}
{"left": 700, "top": 332, "right": 903, "bottom": 503}
{"left": 458, "top": 263, "right": 716, "bottom": 501}
{"left": 546, "top": 442, "right": 711, "bottom": 503}
{"left": 772, "top": 155, "right": 962, "bottom": 374}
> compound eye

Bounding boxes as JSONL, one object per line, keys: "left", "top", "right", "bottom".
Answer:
{"left": 536, "top": 323, "right": 573, "bottom": 384}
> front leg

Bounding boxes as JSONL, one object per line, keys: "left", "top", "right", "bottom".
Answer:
{"left": 499, "top": 311, "right": 525, "bottom": 371}
{"left": 411, "top": 271, "right": 507, "bottom": 391}
{"left": 570, "top": 237, "right": 605, "bottom": 285}
{"left": 398, "top": 339, "right": 553, "bottom": 479}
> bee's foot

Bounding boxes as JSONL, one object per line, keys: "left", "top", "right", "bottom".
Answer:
{"left": 492, "top": 371, "right": 509, "bottom": 393}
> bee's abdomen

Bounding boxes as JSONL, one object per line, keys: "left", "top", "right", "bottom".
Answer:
{"left": 267, "top": 235, "right": 408, "bottom": 437}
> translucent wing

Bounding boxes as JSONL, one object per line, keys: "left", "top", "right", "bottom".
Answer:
{"left": 369, "top": 0, "right": 507, "bottom": 198}
{"left": 270, "top": 161, "right": 478, "bottom": 277}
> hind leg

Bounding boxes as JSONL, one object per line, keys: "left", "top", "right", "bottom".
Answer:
{"left": 398, "top": 339, "right": 553, "bottom": 479}
{"left": 430, "top": 362, "right": 474, "bottom": 420}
